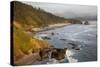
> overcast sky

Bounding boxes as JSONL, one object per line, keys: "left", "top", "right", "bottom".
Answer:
{"left": 22, "top": 1, "right": 97, "bottom": 18}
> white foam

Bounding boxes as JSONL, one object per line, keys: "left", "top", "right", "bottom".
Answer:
{"left": 47, "top": 59, "right": 59, "bottom": 64}
{"left": 65, "top": 49, "right": 78, "bottom": 63}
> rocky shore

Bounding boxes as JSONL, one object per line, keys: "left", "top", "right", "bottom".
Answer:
{"left": 14, "top": 45, "right": 68, "bottom": 65}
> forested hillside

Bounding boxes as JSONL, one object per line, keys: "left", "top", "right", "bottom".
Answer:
{"left": 13, "top": 1, "right": 68, "bottom": 29}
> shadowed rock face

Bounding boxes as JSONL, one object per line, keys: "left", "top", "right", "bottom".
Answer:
{"left": 51, "top": 48, "right": 67, "bottom": 60}
{"left": 42, "top": 36, "right": 51, "bottom": 40}
{"left": 39, "top": 48, "right": 50, "bottom": 60}
{"left": 51, "top": 32, "right": 55, "bottom": 35}
{"left": 84, "top": 21, "right": 89, "bottom": 25}
{"left": 38, "top": 48, "right": 67, "bottom": 61}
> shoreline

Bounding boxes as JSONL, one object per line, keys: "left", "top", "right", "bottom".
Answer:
{"left": 32, "top": 23, "right": 71, "bottom": 33}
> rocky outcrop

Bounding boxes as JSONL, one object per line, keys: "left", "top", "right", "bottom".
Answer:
{"left": 84, "top": 20, "right": 89, "bottom": 25}
{"left": 37, "top": 48, "right": 68, "bottom": 61}
{"left": 51, "top": 48, "right": 67, "bottom": 60}
{"left": 39, "top": 48, "right": 50, "bottom": 60}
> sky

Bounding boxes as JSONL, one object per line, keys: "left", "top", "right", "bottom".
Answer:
{"left": 22, "top": 1, "right": 97, "bottom": 19}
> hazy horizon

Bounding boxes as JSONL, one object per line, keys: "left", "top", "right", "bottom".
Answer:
{"left": 22, "top": 1, "right": 97, "bottom": 19}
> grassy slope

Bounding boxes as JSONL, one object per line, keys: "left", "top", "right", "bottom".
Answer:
{"left": 13, "top": 26, "right": 49, "bottom": 61}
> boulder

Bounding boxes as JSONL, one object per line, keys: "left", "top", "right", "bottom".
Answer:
{"left": 51, "top": 48, "right": 67, "bottom": 60}
{"left": 84, "top": 20, "right": 89, "bottom": 25}
{"left": 39, "top": 48, "right": 50, "bottom": 60}
{"left": 51, "top": 32, "right": 55, "bottom": 35}
{"left": 42, "top": 36, "right": 51, "bottom": 40}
